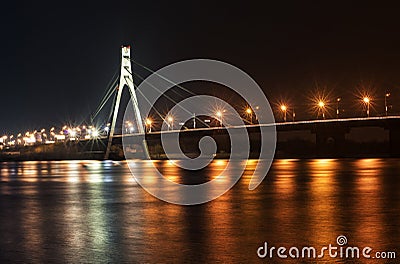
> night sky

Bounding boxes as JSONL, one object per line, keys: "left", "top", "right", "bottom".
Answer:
{"left": 2, "top": 1, "right": 400, "bottom": 133}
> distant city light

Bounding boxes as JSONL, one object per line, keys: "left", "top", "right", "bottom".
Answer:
{"left": 69, "top": 130, "right": 77, "bottom": 137}
{"left": 91, "top": 129, "right": 99, "bottom": 138}
{"left": 55, "top": 134, "right": 65, "bottom": 141}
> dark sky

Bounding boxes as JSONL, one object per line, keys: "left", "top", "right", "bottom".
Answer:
{"left": 2, "top": 1, "right": 400, "bottom": 133}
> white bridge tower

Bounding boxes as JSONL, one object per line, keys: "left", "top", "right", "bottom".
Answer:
{"left": 105, "top": 45, "right": 145, "bottom": 159}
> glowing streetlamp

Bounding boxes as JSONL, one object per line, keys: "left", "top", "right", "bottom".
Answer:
{"left": 336, "top": 97, "right": 341, "bottom": 118}
{"left": 292, "top": 106, "right": 296, "bottom": 122}
{"left": 167, "top": 116, "right": 174, "bottom": 130}
{"left": 145, "top": 118, "right": 152, "bottom": 132}
{"left": 216, "top": 111, "right": 223, "bottom": 127}
{"left": 385, "top": 92, "right": 390, "bottom": 116}
{"left": 363, "top": 97, "right": 370, "bottom": 117}
{"left": 280, "top": 105, "right": 287, "bottom": 122}
{"left": 318, "top": 100, "right": 325, "bottom": 119}
{"left": 245, "top": 108, "right": 253, "bottom": 124}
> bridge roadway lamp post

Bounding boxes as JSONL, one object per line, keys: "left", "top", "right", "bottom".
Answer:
{"left": 292, "top": 107, "right": 295, "bottom": 121}
{"left": 280, "top": 105, "right": 287, "bottom": 122}
{"left": 146, "top": 118, "right": 152, "bottom": 133}
{"left": 336, "top": 97, "right": 341, "bottom": 118}
{"left": 363, "top": 97, "right": 370, "bottom": 117}
{"left": 318, "top": 101, "right": 325, "bottom": 119}
{"left": 385, "top": 92, "right": 390, "bottom": 116}
{"left": 216, "top": 111, "right": 223, "bottom": 126}
{"left": 246, "top": 108, "right": 253, "bottom": 124}
{"left": 167, "top": 116, "right": 173, "bottom": 130}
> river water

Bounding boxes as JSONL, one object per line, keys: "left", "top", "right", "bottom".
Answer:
{"left": 0, "top": 159, "right": 399, "bottom": 263}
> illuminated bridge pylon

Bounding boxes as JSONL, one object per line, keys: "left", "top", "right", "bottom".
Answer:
{"left": 105, "top": 45, "right": 145, "bottom": 159}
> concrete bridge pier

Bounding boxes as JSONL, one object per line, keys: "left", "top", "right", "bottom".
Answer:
{"left": 313, "top": 123, "right": 348, "bottom": 158}
{"left": 389, "top": 126, "right": 400, "bottom": 157}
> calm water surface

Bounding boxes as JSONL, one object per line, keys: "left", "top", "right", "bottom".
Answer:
{"left": 0, "top": 159, "right": 399, "bottom": 263}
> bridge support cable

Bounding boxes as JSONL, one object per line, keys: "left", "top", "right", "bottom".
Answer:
{"left": 78, "top": 67, "right": 118, "bottom": 126}
{"left": 131, "top": 70, "right": 212, "bottom": 128}
{"left": 129, "top": 61, "right": 220, "bottom": 127}
{"left": 130, "top": 58, "right": 199, "bottom": 98}
{"left": 90, "top": 70, "right": 119, "bottom": 123}
{"left": 130, "top": 58, "right": 235, "bottom": 127}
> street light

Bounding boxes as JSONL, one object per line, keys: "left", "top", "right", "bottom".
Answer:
{"left": 245, "top": 108, "right": 253, "bottom": 124}
{"left": 146, "top": 118, "right": 152, "bottom": 132}
{"left": 363, "top": 97, "right": 370, "bottom": 117}
{"left": 216, "top": 111, "right": 223, "bottom": 127}
{"left": 167, "top": 116, "right": 173, "bottom": 130}
{"left": 292, "top": 106, "right": 296, "bottom": 122}
{"left": 385, "top": 92, "right": 390, "bottom": 116}
{"left": 318, "top": 100, "right": 325, "bottom": 119}
{"left": 280, "top": 105, "right": 287, "bottom": 122}
{"left": 336, "top": 97, "right": 341, "bottom": 118}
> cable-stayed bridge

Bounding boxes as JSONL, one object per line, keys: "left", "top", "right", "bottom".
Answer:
{"left": 1, "top": 46, "right": 400, "bottom": 160}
